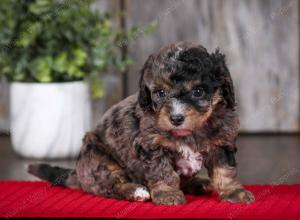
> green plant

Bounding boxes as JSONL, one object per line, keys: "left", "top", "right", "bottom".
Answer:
{"left": 0, "top": 0, "right": 133, "bottom": 97}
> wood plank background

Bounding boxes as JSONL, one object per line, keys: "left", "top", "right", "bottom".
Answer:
{"left": 0, "top": 0, "right": 299, "bottom": 133}
{"left": 126, "top": 0, "right": 299, "bottom": 132}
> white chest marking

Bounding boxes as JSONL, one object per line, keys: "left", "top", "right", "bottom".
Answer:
{"left": 175, "top": 146, "right": 203, "bottom": 177}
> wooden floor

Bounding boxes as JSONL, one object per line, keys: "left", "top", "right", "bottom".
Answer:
{"left": 0, "top": 134, "right": 299, "bottom": 184}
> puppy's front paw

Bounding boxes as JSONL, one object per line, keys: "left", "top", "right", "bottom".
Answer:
{"left": 116, "top": 183, "right": 150, "bottom": 202}
{"left": 220, "top": 188, "right": 255, "bottom": 204}
{"left": 152, "top": 188, "right": 186, "bottom": 205}
{"left": 132, "top": 186, "right": 150, "bottom": 202}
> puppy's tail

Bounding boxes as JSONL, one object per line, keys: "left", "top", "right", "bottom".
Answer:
{"left": 27, "top": 163, "right": 80, "bottom": 189}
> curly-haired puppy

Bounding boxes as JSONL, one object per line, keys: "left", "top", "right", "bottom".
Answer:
{"left": 28, "top": 41, "right": 255, "bottom": 205}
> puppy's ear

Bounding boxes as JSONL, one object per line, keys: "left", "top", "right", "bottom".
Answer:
{"left": 138, "top": 55, "right": 153, "bottom": 111}
{"left": 211, "top": 50, "right": 235, "bottom": 109}
{"left": 138, "top": 80, "right": 152, "bottom": 111}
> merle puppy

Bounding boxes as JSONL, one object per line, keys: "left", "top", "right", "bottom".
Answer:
{"left": 29, "top": 41, "right": 255, "bottom": 205}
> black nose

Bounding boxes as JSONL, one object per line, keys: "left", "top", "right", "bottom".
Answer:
{"left": 170, "top": 114, "right": 185, "bottom": 126}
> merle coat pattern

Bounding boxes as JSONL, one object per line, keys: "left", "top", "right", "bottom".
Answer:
{"left": 29, "top": 42, "right": 255, "bottom": 205}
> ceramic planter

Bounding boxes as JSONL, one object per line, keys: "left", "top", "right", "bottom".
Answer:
{"left": 10, "top": 81, "right": 91, "bottom": 159}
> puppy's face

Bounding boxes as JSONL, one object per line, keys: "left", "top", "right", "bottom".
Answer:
{"left": 138, "top": 42, "right": 235, "bottom": 137}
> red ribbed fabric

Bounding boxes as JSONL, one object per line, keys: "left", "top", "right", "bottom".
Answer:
{"left": 0, "top": 181, "right": 299, "bottom": 219}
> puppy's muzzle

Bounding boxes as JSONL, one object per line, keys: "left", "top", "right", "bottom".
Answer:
{"left": 169, "top": 114, "right": 185, "bottom": 126}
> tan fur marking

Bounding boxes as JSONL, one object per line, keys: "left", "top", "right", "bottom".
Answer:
{"left": 212, "top": 167, "right": 242, "bottom": 194}
{"left": 186, "top": 106, "right": 213, "bottom": 130}
{"left": 150, "top": 78, "right": 173, "bottom": 91}
{"left": 183, "top": 80, "right": 202, "bottom": 91}
{"left": 212, "top": 89, "right": 222, "bottom": 106}
{"left": 157, "top": 106, "right": 171, "bottom": 130}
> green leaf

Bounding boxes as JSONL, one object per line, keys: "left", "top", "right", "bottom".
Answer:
{"left": 73, "top": 48, "right": 87, "bottom": 67}
{"left": 12, "top": 55, "right": 28, "bottom": 81}
{"left": 66, "top": 64, "right": 84, "bottom": 78}
{"left": 13, "top": 64, "right": 26, "bottom": 81}
{"left": 53, "top": 52, "right": 68, "bottom": 73}
{"left": 16, "top": 22, "right": 42, "bottom": 47}
{"left": 90, "top": 73, "right": 104, "bottom": 97}
{"left": 29, "top": 0, "right": 52, "bottom": 15}
{"left": 30, "top": 56, "right": 52, "bottom": 82}
{"left": 116, "top": 58, "right": 133, "bottom": 72}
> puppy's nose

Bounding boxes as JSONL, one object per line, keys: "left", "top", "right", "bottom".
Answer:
{"left": 170, "top": 114, "right": 185, "bottom": 126}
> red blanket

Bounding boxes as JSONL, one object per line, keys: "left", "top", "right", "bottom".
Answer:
{"left": 0, "top": 181, "right": 299, "bottom": 219}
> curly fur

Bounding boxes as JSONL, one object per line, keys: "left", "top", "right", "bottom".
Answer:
{"left": 28, "top": 41, "right": 254, "bottom": 205}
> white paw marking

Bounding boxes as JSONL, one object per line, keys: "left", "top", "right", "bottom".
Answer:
{"left": 133, "top": 187, "right": 150, "bottom": 201}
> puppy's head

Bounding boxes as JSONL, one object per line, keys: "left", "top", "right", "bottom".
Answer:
{"left": 138, "top": 41, "right": 235, "bottom": 137}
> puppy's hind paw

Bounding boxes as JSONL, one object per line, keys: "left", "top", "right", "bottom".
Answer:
{"left": 220, "top": 188, "right": 255, "bottom": 204}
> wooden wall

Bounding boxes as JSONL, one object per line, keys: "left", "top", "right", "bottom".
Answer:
{"left": 0, "top": 0, "right": 299, "bottom": 132}
{"left": 126, "top": 0, "right": 299, "bottom": 132}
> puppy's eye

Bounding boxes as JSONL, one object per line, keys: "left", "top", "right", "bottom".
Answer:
{"left": 156, "top": 89, "right": 166, "bottom": 98}
{"left": 192, "top": 87, "right": 205, "bottom": 98}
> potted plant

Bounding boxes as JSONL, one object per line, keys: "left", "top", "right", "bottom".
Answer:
{"left": 0, "top": 0, "right": 131, "bottom": 158}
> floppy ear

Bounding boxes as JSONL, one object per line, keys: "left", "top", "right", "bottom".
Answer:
{"left": 138, "top": 79, "right": 152, "bottom": 111}
{"left": 138, "top": 56, "right": 153, "bottom": 111}
{"left": 211, "top": 50, "right": 235, "bottom": 109}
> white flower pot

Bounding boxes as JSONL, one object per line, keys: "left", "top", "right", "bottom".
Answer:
{"left": 10, "top": 81, "right": 91, "bottom": 159}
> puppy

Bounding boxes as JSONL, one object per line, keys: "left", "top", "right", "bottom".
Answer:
{"left": 28, "top": 41, "right": 255, "bottom": 205}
